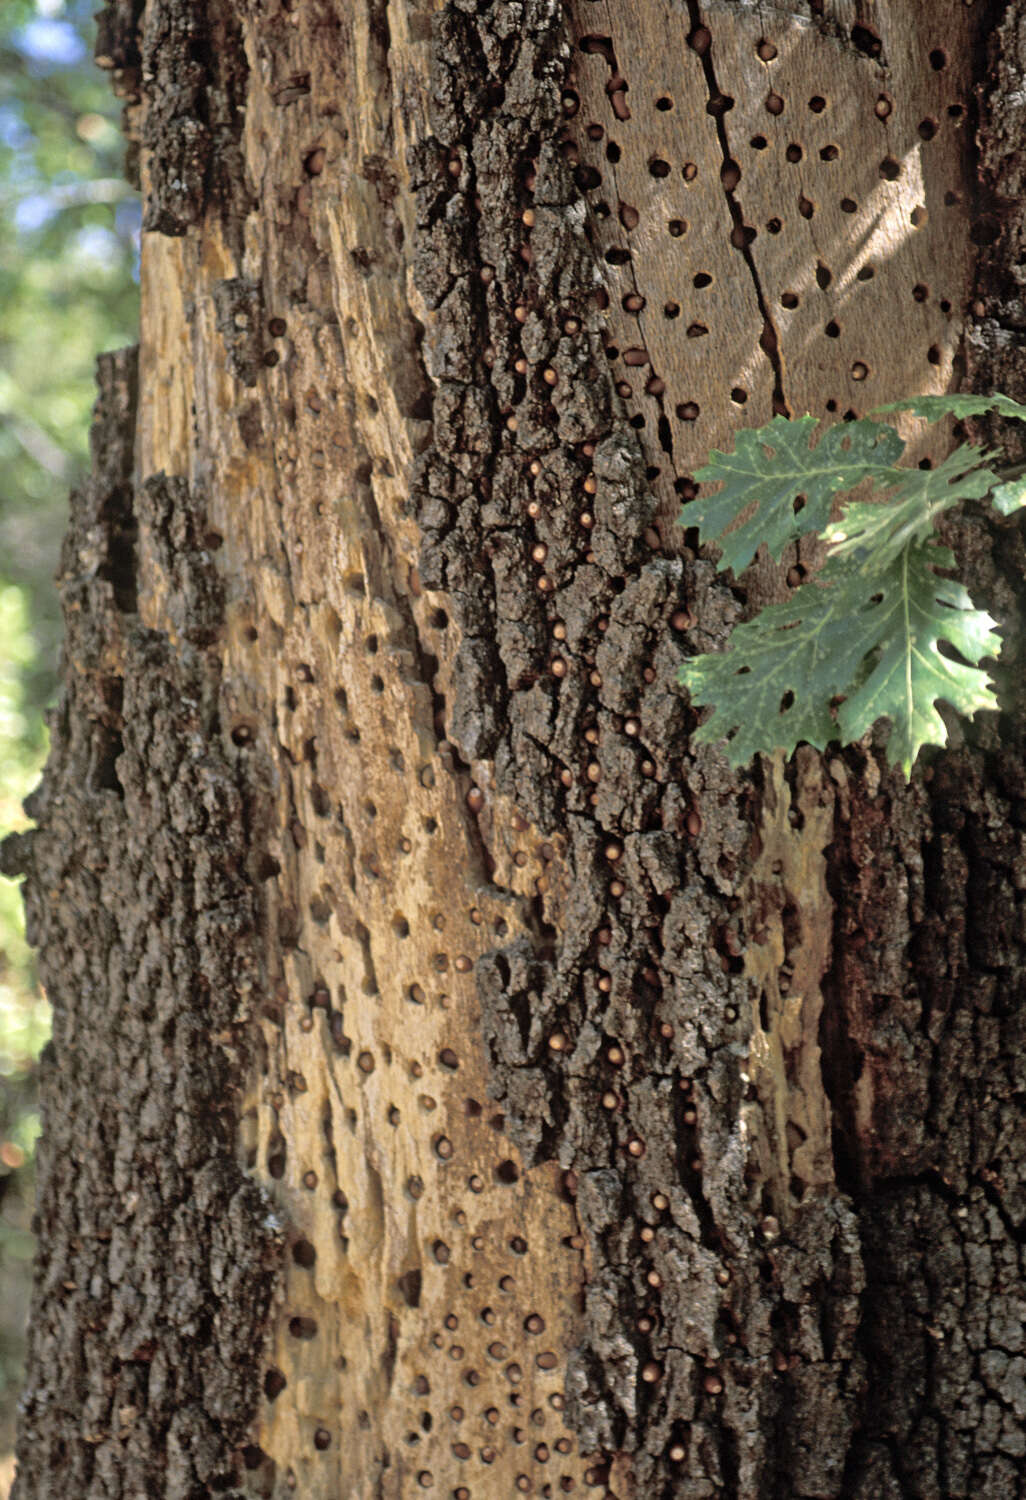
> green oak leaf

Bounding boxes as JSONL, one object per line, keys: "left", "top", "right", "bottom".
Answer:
{"left": 990, "top": 472, "right": 1026, "bottom": 515}
{"left": 875, "top": 393, "right": 1026, "bottom": 425}
{"left": 679, "top": 565, "right": 863, "bottom": 765}
{"left": 836, "top": 542, "right": 1000, "bottom": 775}
{"left": 684, "top": 414, "right": 904, "bottom": 575}
{"left": 826, "top": 443, "right": 999, "bottom": 565}
{"left": 680, "top": 541, "right": 1000, "bottom": 778}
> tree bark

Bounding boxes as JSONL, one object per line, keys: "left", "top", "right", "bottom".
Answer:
{"left": 4, "top": 1, "right": 1026, "bottom": 1497}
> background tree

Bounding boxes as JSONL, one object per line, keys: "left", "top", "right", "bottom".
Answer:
{"left": 0, "top": 0, "right": 138, "bottom": 1467}
{"left": 4, "top": 1, "right": 1026, "bottom": 1497}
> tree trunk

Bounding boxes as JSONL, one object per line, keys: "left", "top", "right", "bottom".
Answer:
{"left": 4, "top": 1, "right": 1026, "bottom": 1496}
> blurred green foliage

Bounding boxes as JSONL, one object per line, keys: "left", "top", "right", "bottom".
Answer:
{"left": 0, "top": 0, "right": 139, "bottom": 1439}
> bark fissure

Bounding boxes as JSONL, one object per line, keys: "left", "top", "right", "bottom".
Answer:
{"left": 685, "top": 2, "right": 790, "bottom": 420}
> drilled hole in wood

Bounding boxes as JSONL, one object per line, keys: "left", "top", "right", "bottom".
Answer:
{"left": 292, "top": 1239, "right": 316, "bottom": 1268}
{"left": 851, "top": 24, "right": 882, "bottom": 58}
{"left": 879, "top": 156, "right": 901, "bottom": 181}
{"left": 765, "top": 91, "right": 784, "bottom": 115}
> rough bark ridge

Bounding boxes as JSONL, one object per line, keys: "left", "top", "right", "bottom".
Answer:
{"left": 2, "top": 351, "right": 282, "bottom": 1499}
{"left": 145, "top": 0, "right": 249, "bottom": 238}
{"left": 813, "top": 7, "right": 1026, "bottom": 1494}
{"left": 414, "top": 4, "right": 863, "bottom": 1494}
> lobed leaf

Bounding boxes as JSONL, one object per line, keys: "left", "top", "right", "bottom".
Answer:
{"left": 836, "top": 542, "right": 1000, "bottom": 776}
{"left": 990, "top": 472, "right": 1026, "bottom": 516}
{"left": 875, "top": 392, "right": 1026, "bottom": 425}
{"left": 680, "top": 541, "right": 1000, "bottom": 778}
{"left": 826, "top": 444, "right": 999, "bottom": 566}
{"left": 684, "top": 414, "right": 904, "bottom": 574}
